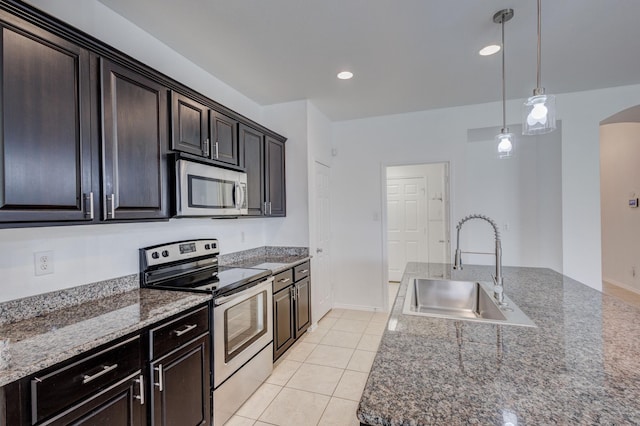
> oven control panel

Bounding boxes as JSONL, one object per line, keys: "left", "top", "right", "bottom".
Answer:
{"left": 141, "top": 239, "right": 219, "bottom": 267}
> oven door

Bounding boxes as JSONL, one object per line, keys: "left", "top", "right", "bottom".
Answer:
{"left": 213, "top": 277, "right": 273, "bottom": 387}
{"left": 176, "top": 159, "right": 247, "bottom": 217}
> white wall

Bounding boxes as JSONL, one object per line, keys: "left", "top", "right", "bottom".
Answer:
{"left": 600, "top": 123, "right": 640, "bottom": 290}
{"left": 0, "top": 0, "right": 309, "bottom": 302}
{"left": 331, "top": 84, "right": 640, "bottom": 310}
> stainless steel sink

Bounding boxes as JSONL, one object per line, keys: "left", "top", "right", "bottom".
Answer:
{"left": 402, "top": 278, "right": 536, "bottom": 327}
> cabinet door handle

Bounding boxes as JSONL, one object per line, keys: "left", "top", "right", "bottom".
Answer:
{"left": 106, "top": 194, "right": 115, "bottom": 219}
{"left": 84, "top": 192, "right": 94, "bottom": 219}
{"left": 296, "top": 285, "right": 300, "bottom": 299}
{"left": 154, "top": 365, "right": 164, "bottom": 392}
{"left": 263, "top": 202, "right": 268, "bottom": 215}
{"left": 174, "top": 324, "right": 197, "bottom": 337}
{"left": 278, "top": 278, "right": 291, "bottom": 284}
{"left": 215, "top": 141, "right": 219, "bottom": 159}
{"left": 203, "top": 138, "right": 210, "bottom": 157}
{"left": 268, "top": 202, "right": 272, "bottom": 215}
{"left": 82, "top": 364, "right": 118, "bottom": 384}
{"left": 134, "top": 374, "right": 145, "bottom": 405}
{"left": 299, "top": 269, "right": 309, "bottom": 274}
{"left": 291, "top": 287, "right": 296, "bottom": 301}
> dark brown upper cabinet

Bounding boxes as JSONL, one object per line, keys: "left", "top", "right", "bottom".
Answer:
{"left": 241, "top": 126, "right": 286, "bottom": 217}
{"left": 210, "top": 110, "right": 241, "bottom": 167}
{"left": 265, "top": 136, "right": 286, "bottom": 217}
{"left": 0, "top": 11, "right": 93, "bottom": 223}
{"left": 101, "top": 59, "right": 170, "bottom": 221}
{"left": 171, "top": 92, "right": 209, "bottom": 157}
{"left": 240, "top": 124, "right": 265, "bottom": 216}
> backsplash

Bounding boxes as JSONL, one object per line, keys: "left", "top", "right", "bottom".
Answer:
{"left": 0, "top": 274, "right": 138, "bottom": 326}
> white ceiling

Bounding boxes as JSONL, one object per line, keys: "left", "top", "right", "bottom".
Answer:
{"left": 97, "top": 0, "right": 640, "bottom": 121}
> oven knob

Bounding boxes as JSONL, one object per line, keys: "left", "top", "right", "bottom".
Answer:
{"left": 151, "top": 252, "right": 159, "bottom": 259}
{"left": 205, "top": 244, "right": 211, "bottom": 250}
{"left": 161, "top": 250, "right": 169, "bottom": 257}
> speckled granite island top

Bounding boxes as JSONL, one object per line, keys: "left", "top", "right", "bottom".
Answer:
{"left": 358, "top": 263, "right": 640, "bottom": 425}
{"left": 0, "top": 289, "right": 211, "bottom": 387}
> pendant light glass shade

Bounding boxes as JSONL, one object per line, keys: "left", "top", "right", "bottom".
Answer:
{"left": 496, "top": 130, "right": 514, "bottom": 159}
{"left": 523, "top": 92, "right": 556, "bottom": 134}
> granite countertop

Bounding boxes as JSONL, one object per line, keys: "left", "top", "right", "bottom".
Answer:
{"left": 358, "top": 263, "right": 640, "bottom": 425}
{"left": 0, "top": 289, "right": 211, "bottom": 387}
{"left": 220, "top": 246, "right": 310, "bottom": 274}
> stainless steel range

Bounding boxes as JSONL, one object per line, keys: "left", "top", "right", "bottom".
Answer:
{"left": 140, "top": 239, "right": 274, "bottom": 425}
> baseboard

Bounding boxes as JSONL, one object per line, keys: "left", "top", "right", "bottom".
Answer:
{"left": 603, "top": 277, "right": 640, "bottom": 295}
{"left": 331, "top": 302, "right": 385, "bottom": 313}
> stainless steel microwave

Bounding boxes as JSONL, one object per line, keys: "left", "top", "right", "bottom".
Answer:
{"left": 175, "top": 159, "right": 248, "bottom": 217}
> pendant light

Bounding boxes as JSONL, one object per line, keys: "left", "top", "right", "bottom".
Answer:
{"left": 523, "top": 0, "right": 556, "bottom": 135}
{"left": 494, "top": 9, "right": 514, "bottom": 159}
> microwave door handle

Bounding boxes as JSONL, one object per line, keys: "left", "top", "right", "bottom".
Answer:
{"left": 239, "top": 183, "right": 246, "bottom": 210}
{"left": 234, "top": 182, "right": 241, "bottom": 209}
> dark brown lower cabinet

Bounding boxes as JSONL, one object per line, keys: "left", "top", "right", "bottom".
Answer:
{"left": 45, "top": 373, "right": 145, "bottom": 426}
{"left": 150, "top": 334, "right": 210, "bottom": 426}
{"left": 273, "top": 285, "right": 295, "bottom": 360}
{"left": 273, "top": 263, "right": 312, "bottom": 361}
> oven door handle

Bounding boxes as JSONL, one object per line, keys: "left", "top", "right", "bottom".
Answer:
{"left": 214, "top": 277, "right": 273, "bottom": 306}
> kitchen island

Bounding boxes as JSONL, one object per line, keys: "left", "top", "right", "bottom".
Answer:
{"left": 358, "top": 263, "right": 640, "bottom": 425}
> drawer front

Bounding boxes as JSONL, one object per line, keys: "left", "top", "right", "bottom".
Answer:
{"left": 151, "top": 305, "right": 209, "bottom": 359}
{"left": 31, "top": 336, "right": 141, "bottom": 424}
{"left": 293, "top": 262, "right": 310, "bottom": 282}
{"left": 273, "top": 269, "right": 294, "bottom": 293}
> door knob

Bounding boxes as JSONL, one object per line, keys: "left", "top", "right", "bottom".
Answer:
{"left": 316, "top": 248, "right": 323, "bottom": 254}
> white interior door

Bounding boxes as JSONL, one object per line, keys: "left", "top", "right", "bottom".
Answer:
{"left": 313, "top": 162, "right": 332, "bottom": 321}
{"left": 387, "top": 177, "right": 427, "bottom": 282}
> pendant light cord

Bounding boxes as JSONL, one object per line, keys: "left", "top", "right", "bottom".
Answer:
{"left": 537, "top": 0, "right": 542, "bottom": 89}
{"left": 501, "top": 12, "right": 506, "bottom": 130}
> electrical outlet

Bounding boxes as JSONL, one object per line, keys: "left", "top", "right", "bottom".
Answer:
{"left": 34, "top": 251, "right": 54, "bottom": 276}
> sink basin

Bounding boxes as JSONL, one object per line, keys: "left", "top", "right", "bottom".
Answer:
{"left": 402, "top": 278, "right": 536, "bottom": 327}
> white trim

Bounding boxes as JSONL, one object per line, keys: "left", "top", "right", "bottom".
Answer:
{"left": 332, "top": 302, "right": 384, "bottom": 313}
{"left": 603, "top": 277, "right": 640, "bottom": 295}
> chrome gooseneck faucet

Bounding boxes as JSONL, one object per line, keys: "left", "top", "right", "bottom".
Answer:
{"left": 453, "top": 214, "right": 505, "bottom": 305}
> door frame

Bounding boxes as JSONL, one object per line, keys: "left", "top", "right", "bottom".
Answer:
{"left": 380, "top": 160, "right": 453, "bottom": 311}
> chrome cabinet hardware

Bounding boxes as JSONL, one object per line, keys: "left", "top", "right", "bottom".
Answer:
{"left": 215, "top": 141, "right": 219, "bottom": 159}
{"left": 154, "top": 365, "right": 164, "bottom": 391}
{"left": 299, "top": 269, "right": 308, "bottom": 274}
{"left": 174, "top": 324, "right": 197, "bottom": 337}
{"left": 82, "top": 364, "right": 118, "bottom": 384}
{"left": 263, "top": 202, "right": 268, "bottom": 214}
{"left": 278, "top": 278, "right": 291, "bottom": 284}
{"left": 84, "top": 192, "right": 94, "bottom": 219}
{"left": 203, "top": 138, "right": 210, "bottom": 157}
{"left": 106, "top": 194, "right": 115, "bottom": 218}
{"left": 291, "top": 286, "right": 296, "bottom": 301}
{"left": 268, "top": 202, "right": 272, "bottom": 215}
{"left": 134, "top": 374, "right": 145, "bottom": 405}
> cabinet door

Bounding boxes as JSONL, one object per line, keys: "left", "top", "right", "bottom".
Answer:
{"left": 273, "top": 287, "right": 295, "bottom": 361}
{"left": 210, "top": 110, "right": 240, "bottom": 167}
{"left": 171, "top": 92, "right": 209, "bottom": 157}
{"left": 150, "top": 335, "right": 210, "bottom": 426}
{"left": 265, "top": 136, "right": 286, "bottom": 217}
{"left": 46, "top": 373, "right": 145, "bottom": 426}
{"left": 101, "top": 59, "right": 169, "bottom": 220}
{"left": 295, "top": 278, "right": 311, "bottom": 337}
{"left": 0, "top": 14, "right": 93, "bottom": 223}
{"left": 240, "top": 124, "right": 265, "bottom": 216}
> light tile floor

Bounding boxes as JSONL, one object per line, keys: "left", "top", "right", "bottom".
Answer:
{"left": 225, "top": 292, "right": 399, "bottom": 426}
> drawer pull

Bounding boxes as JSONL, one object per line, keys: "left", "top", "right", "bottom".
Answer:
{"left": 82, "top": 364, "right": 118, "bottom": 384}
{"left": 298, "top": 269, "right": 309, "bottom": 274}
{"left": 134, "top": 374, "right": 145, "bottom": 405}
{"left": 155, "top": 365, "right": 164, "bottom": 392}
{"left": 279, "top": 278, "right": 291, "bottom": 284}
{"left": 174, "top": 324, "right": 198, "bottom": 337}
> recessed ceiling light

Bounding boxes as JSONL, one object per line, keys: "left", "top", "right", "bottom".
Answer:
{"left": 337, "top": 71, "right": 354, "bottom": 80}
{"left": 479, "top": 44, "right": 501, "bottom": 56}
